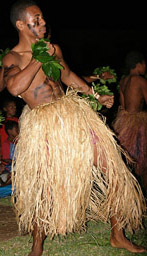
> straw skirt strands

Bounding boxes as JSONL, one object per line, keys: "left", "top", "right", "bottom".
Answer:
{"left": 113, "top": 109, "right": 147, "bottom": 176}
{"left": 12, "top": 92, "right": 146, "bottom": 238}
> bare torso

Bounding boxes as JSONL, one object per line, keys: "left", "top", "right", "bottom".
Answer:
{"left": 120, "top": 75, "right": 147, "bottom": 113}
{"left": 3, "top": 42, "right": 114, "bottom": 111}
{"left": 7, "top": 47, "right": 65, "bottom": 109}
{"left": 21, "top": 76, "right": 65, "bottom": 109}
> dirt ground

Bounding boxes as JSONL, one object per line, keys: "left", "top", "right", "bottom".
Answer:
{"left": 0, "top": 204, "right": 19, "bottom": 241}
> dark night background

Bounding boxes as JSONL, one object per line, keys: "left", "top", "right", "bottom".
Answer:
{"left": 0, "top": 0, "right": 147, "bottom": 117}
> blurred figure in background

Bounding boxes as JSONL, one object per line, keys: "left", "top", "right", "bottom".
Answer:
{"left": 0, "top": 120, "right": 19, "bottom": 186}
{"left": 113, "top": 50, "right": 147, "bottom": 197}
{"left": 0, "top": 98, "right": 19, "bottom": 159}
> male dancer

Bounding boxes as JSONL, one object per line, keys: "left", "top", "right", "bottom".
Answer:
{"left": 113, "top": 51, "right": 147, "bottom": 196}
{"left": 3, "top": 1, "right": 146, "bottom": 255}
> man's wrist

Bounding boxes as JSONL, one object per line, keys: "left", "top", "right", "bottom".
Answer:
{"left": 92, "top": 86, "right": 100, "bottom": 100}
{"left": 85, "top": 86, "right": 100, "bottom": 100}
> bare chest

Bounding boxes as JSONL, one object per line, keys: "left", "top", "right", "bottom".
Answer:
{"left": 21, "top": 76, "right": 64, "bottom": 108}
{"left": 17, "top": 52, "right": 32, "bottom": 70}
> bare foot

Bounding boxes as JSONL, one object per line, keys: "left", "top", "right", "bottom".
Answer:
{"left": 28, "top": 245, "right": 43, "bottom": 256}
{"left": 110, "top": 233, "right": 146, "bottom": 253}
{"left": 28, "top": 249, "right": 43, "bottom": 256}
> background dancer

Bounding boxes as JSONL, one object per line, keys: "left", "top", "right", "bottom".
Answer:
{"left": 113, "top": 50, "right": 147, "bottom": 197}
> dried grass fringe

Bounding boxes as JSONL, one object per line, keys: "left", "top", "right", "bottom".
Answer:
{"left": 12, "top": 91, "right": 146, "bottom": 237}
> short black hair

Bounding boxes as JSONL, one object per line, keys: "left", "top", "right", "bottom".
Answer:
{"left": 5, "top": 120, "right": 18, "bottom": 135}
{"left": 124, "top": 51, "right": 145, "bottom": 73}
{"left": 3, "top": 98, "right": 16, "bottom": 108}
{"left": 10, "top": 0, "right": 37, "bottom": 29}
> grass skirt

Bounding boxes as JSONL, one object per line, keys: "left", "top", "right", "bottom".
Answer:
{"left": 113, "top": 109, "right": 147, "bottom": 176}
{"left": 12, "top": 92, "right": 146, "bottom": 237}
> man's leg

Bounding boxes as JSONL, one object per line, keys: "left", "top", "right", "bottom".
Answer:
{"left": 93, "top": 144, "right": 146, "bottom": 253}
{"left": 110, "top": 216, "right": 145, "bottom": 252}
{"left": 28, "top": 223, "right": 46, "bottom": 256}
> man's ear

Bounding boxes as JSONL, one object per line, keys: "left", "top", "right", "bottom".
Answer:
{"left": 136, "top": 63, "right": 142, "bottom": 71}
{"left": 16, "top": 20, "right": 25, "bottom": 31}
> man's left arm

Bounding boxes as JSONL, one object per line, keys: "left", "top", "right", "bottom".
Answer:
{"left": 55, "top": 44, "right": 114, "bottom": 108}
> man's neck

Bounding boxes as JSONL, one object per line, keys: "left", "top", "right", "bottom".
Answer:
{"left": 130, "top": 69, "right": 140, "bottom": 76}
{"left": 16, "top": 33, "right": 39, "bottom": 52}
{"left": 6, "top": 115, "right": 15, "bottom": 118}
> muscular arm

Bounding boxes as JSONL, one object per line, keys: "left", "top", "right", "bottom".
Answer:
{"left": 62, "top": 70, "right": 93, "bottom": 95}
{"left": 120, "top": 90, "right": 125, "bottom": 108}
{"left": 54, "top": 44, "right": 114, "bottom": 107}
{"left": 141, "top": 78, "right": 147, "bottom": 104}
{"left": 3, "top": 53, "right": 42, "bottom": 96}
{"left": 54, "top": 44, "right": 93, "bottom": 95}
{"left": 118, "top": 76, "right": 126, "bottom": 108}
{"left": 83, "top": 75, "right": 99, "bottom": 83}
{"left": 0, "top": 68, "right": 5, "bottom": 92}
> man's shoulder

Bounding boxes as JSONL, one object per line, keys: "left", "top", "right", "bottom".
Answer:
{"left": 129, "top": 75, "right": 147, "bottom": 93}
{"left": 133, "top": 75, "right": 147, "bottom": 84}
{"left": 2, "top": 48, "right": 20, "bottom": 67}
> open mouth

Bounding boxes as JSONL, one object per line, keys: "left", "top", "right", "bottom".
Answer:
{"left": 40, "top": 27, "right": 46, "bottom": 33}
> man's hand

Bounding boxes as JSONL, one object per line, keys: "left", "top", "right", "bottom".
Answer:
{"left": 98, "top": 95, "right": 114, "bottom": 108}
{"left": 86, "top": 71, "right": 114, "bottom": 83}
{"left": 100, "top": 71, "right": 114, "bottom": 80}
{"left": 47, "top": 42, "right": 56, "bottom": 56}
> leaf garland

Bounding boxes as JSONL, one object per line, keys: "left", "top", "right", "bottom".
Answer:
{"left": 82, "top": 66, "right": 117, "bottom": 111}
{"left": 93, "top": 66, "right": 117, "bottom": 84}
{"left": 0, "top": 48, "right": 10, "bottom": 67}
{"left": 31, "top": 38, "right": 64, "bottom": 82}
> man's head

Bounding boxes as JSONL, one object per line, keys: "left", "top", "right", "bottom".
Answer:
{"left": 5, "top": 120, "right": 19, "bottom": 138}
{"left": 10, "top": 0, "right": 37, "bottom": 29}
{"left": 10, "top": 0, "right": 46, "bottom": 39}
{"left": 125, "top": 51, "right": 146, "bottom": 75}
{"left": 3, "top": 99, "right": 17, "bottom": 117}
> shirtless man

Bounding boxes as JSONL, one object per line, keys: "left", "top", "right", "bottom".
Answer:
{"left": 113, "top": 50, "right": 147, "bottom": 196}
{"left": 2, "top": 1, "right": 146, "bottom": 255}
{"left": 3, "top": 5, "right": 113, "bottom": 109}
{"left": 119, "top": 52, "right": 147, "bottom": 112}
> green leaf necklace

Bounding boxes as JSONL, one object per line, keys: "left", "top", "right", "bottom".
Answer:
{"left": 31, "top": 38, "right": 64, "bottom": 82}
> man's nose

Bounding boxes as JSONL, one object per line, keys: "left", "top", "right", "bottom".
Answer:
{"left": 41, "top": 17, "right": 46, "bottom": 26}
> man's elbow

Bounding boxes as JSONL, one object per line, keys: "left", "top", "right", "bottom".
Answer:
{"left": 7, "top": 81, "right": 19, "bottom": 97}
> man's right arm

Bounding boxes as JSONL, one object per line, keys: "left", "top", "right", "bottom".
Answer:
{"left": 141, "top": 77, "right": 147, "bottom": 104}
{"left": 3, "top": 53, "right": 42, "bottom": 96}
{"left": 0, "top": 68, "right": 6, "bottom": 92}
{"left": 119, "top": 78, "right": 125, "bottom": 108}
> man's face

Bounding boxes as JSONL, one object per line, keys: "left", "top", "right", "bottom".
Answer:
{"left": 4, "top": 102, "right": 16, "bottom": 117}
{"left": 25, "top": 5, "right": 46, "bottom": 39}
{"left": 10, "top": 125, "right": 19, "bottom": 137}
{"left": 140, "top": 61, "right": 146, "bottom": 75}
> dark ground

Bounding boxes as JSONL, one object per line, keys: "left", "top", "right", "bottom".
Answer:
{"left": 0, "top": 204, "right": 18, "bottom": 241}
